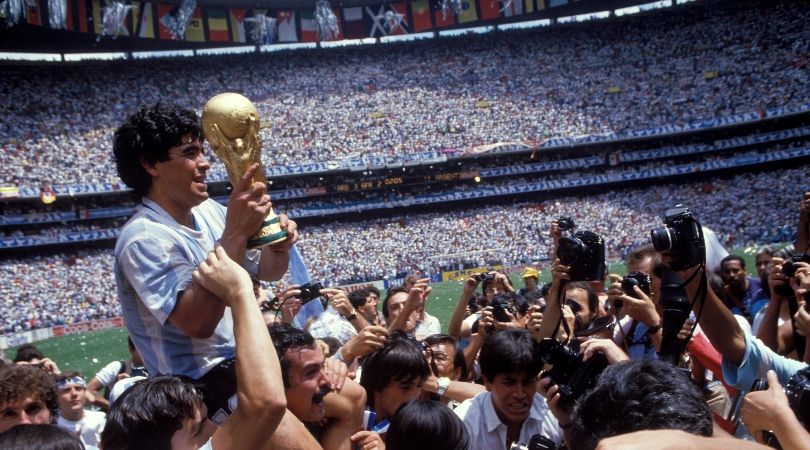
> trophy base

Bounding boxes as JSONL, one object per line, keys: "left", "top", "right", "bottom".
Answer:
{"left": 247, "top": 217, "right": 288, "bottom": 249}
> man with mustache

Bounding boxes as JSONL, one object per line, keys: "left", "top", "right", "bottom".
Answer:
{"left": 269, "top": 324, "right": 366, "bottom": 450}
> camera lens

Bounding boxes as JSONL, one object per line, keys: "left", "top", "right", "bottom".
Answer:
{"left": 650, "top": 227, "right": 677, "bottom": 252}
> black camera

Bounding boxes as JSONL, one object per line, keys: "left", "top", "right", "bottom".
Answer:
{"left": 299, "top": 281, "right": 324, "bottom": 304}
{"left": 785, "top": 366, "right": 810, "bottom": 430}
{"left": 556, "top": 231, "right": 606, "bottom": 281}
{"left": 509, "top": 434, "right": 557, "bottom": 450}
{"left": 536, "top": 338, "right": 608, "bottom": 406}
{"left": 556, "top": 216, "right": 576, "bottom": 232}
{"left": 650, "top": 206, "right": 705, "bottom": 272}
{"left": 776, "top": 253, "right": 810, "bottom": 297}
{"left": 490, "top": 301, "right": 515, "bottom": 323}
{"left": 474, "top": 272, "right": 495, "bottom": 282}
{"left": 746, "top": 368, "right": 810, "bottom": 438}
{"left": 616, "top": 271, "right": 652, "bottom": 314}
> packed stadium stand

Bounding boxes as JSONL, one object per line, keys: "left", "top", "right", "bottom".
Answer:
{"left": 1, "top": 0, "right": 809, "bottom": 332}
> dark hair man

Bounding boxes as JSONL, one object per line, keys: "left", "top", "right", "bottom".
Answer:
{"left": 350, "top": 288, "right": 382, "bottom": 326}
{"left": 101, "top": 246, "right": 290, "bottom": 450}
{"left": 112, "top": 103, "right": 297, "bottom": 423}
{"left": 0, "top": 364, "right": 57, "bottom": 432}
{"left": 454, "top": 329, "right": 562, "bottom": 450}
{"left": 720, "top": 255, "right": 768, "bottom": 322}
{"left": 269, "top": 323, "right": 367, "bottom": 449}
{"left": 360, "top": 333, "right": 430, "bottom": 425}
{"left": 571, "top": 359, "right": 712, "bottom": 450}
{"left": 12, "top": 344, "right": 61, "bottom": 375}
{"left": 386, "top": 400, "right": 469, "bottom": 450}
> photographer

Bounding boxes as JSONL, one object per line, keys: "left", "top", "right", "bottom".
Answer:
{"left": 309, "top": 288, "right": 372, "bottom": 345}
{"left": 606, "top": 247, "right": 662, "bottom": 360}
{"left": 261, "top": 284, "right": 303, "bottom": 327}
{"left": 449, "top": 271, "right": 514, "bottom": 343}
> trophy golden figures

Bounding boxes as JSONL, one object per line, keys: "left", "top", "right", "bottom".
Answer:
{"left": 201, "top": 93, "right": 288, "bottom": 249}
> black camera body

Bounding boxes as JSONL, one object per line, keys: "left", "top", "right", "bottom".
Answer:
{"left": 509, "top": 434, "right": 557, "bottom": 450}
{"left": 299, "top": 281, "right": 324, "bottom": 304}
{"left": 491, "top": 301, "right": 515, "bottom": 323}
{"left": 474, "top": 272, "right": 495, "bottom": 282}
{"left": 616, "top": 271, "right": 652, "bottom": 314}
{"left": 651, "top": 206, "right": 705, "bottom": 272}
{"left": 785, "top": 366, "right": 810, "bottom": 430}
{"left": 557, "top": 231, "right": 606, "bottom": 281}
{"left": 747, "top": 368, "right": 810, "bottom": 438}
{"left": 776, "top": 253, "right": 810, "bottom": 297}
{"left": 536, "top": 338, "right": 608, "bottom": 406}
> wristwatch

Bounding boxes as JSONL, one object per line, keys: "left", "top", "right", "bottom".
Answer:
{"left": 342, "top": 312, "right": 358, "bottom": 321}
{"left": 646, "top": 323, "right": 662, "bottom": 335}
{"left": 436, "top": 377, "right": 451, "bottom": 397}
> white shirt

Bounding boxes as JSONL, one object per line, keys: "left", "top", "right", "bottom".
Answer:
{"left": 454, "top": 392, "right": 562, "bottom": 450}
{"left": 57, "top": 409, "right": 106, "bottom": 447}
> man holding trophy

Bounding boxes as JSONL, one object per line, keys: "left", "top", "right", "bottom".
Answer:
{"left": 112, "top": 96, "right": 297, "bottom": 429}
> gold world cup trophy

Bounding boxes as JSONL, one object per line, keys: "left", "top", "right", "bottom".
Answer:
{"left": 201, "top": 93, "right": 288, "bottom": 249}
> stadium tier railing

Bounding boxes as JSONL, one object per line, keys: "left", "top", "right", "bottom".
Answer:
{"left": 2, "top": 146, "right": 809, "bottom": 249}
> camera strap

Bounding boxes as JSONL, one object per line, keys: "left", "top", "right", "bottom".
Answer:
{"left": 677, "top": 264, "right": 708, "bottom": 349}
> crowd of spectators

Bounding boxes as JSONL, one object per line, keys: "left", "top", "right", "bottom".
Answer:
{"left": 1, "top": 165, "right": 805, "bottom": 333}
{"left": 0, "top": 0, "right": 808, "bottom": 189}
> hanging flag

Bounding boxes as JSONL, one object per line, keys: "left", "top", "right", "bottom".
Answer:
{"left": 91, "top": 0, "right": 102, "bottom": 33}
{"left": 207, "top": 8, "right": 228, "bottom": 41}
{"left": 479, "top": 0, "right": 500, "bottom": 20}
{"left": 343, "top": 6, "right": 365, "bottom": 38}
{"left": 138, "top": 2, "right": 155, "bottom": 38}
{"left": 26, "top": 0, "right": 42, "bottom": 25}
{"left": 65, "top": 0, "right": 75, "bottom": 30}
{"left": 458, "top": 0, "right": 478, "bottom": 23}
{"left": 299, "top": 9, "right": 318, "bottom": 42}
{"left": 228, "top": 8, "right": 246, "bottom": 42}
{"left": 366, "top": 4, "right": 407, "bottom": 37}
{"left": 77, "top": 0, "right": 89, "bottom": 32}
{"left": 433, "top": 3, "right": 453, "bottom": 28}
{"left": 129, "top": 2, "right": 141, "bottom": 36}
{"left": 388, "top": 3, "right": 407, "bottom": 35}
{"left": 276, "top": 10, "right": 296, "bottom": 42}
{"left": 410, "top": 0, "right": 431, "bottom": 32}
{"left": 156, "top": 3, "right": 176, "bottom": 39}
{"left": 502, "top": 0, "right": 524, "bottom": 17}
{"left": 184, "top": 6, "right": 204, "bottom": 41}
{"left": 529, "top": 0, "right": 541, "bottom": 12}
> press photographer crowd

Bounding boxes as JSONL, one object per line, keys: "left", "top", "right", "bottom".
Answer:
{"left": 1, "top": 99, "right": 809, "bottom": 449}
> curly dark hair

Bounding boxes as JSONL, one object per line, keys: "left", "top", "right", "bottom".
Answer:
{"left": 571, "top": 359, "right": 713, "bottom": 450}
{"left": 101, "top": 376, "right": 203, "bottom": 450}
{"left": 112, "top": 102, "right": 201, "bottom": 199}
{"left": 0, "top": 365, "right": 58, "bottom": 422}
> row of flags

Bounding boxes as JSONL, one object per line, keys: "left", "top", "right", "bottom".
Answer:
{"left": 12, "top": 0, "right": 561, "bottom": 43}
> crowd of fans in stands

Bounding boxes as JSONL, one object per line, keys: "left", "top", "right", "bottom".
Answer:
{"left": 1, "top": 165, "right": 806, "bottom": 334}
{"left": 0, "top": 0, "right": 808, "bottom": 189}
